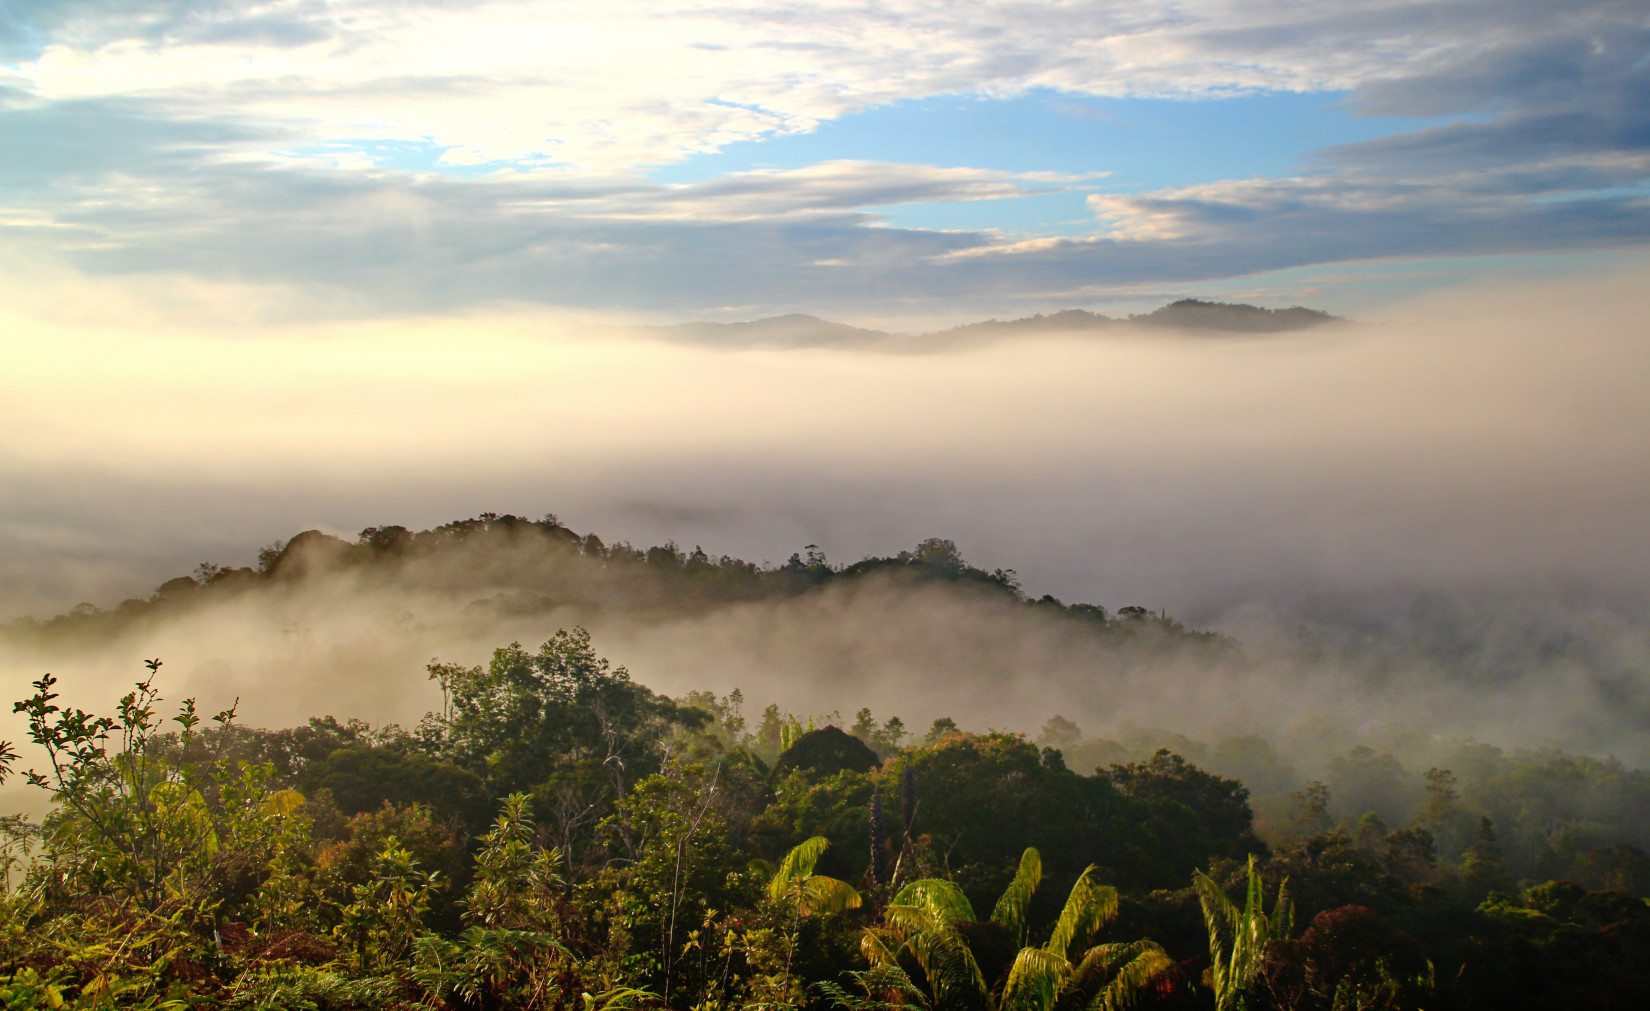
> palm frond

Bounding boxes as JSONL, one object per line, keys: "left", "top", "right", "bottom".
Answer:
{"left": 885, "top": 904, "right": 943, "bottom": 937}
{"left": 991, "top": 848, "right": 1043, "bottom": 947}
{"left": 907, "top": 928, "right": 991, "bottom": 1011}
{"left": 1192, "top": 868, "right": 1237, "bottom": 1003}
{"left": 803, "top": 874, "right": 864, "bottom": 916}
{"left": 1195, "top": 855, "right": 1287, "bottom": 1011}
{"left": 877, "top": 894, "right": 989, "bottom": 1011}
{"left": 1000, "top": 947, "right": 1065, "bottom": 1011}
{"left": 862, "top": 927, "right": 903, "bottom": 968}
{"left": 1063, "top": 942, "right": 1174, "bottom": 1011}
{"left": 1043, "top": 867, "right": 1117, "bottom": 961}
{"left": 770, "top": 836, "right": 832, "bottom": 899}
{"left": 891, "top": 879, "right": 977, "bottom": 924}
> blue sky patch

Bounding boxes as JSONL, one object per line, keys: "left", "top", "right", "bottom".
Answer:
{"left": 654, "top": 89, "right": 1462, "bottom": 189}
{"left": 650, "top": 89, "right": 1473, "bottom": 235}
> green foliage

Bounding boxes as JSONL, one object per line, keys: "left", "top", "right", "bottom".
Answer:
{"left": 1195, "top": 855, "right": 1293, "bottom": 1011}
{"left": 468, "top": 793, "right": 565, "bottom": 931}
{"left": 767, "top": 836, "right": 862, "bottom": 915}
{"left": 1459, "top": 816, "right": 1512, "bottom": 902}
{"left": 226, "top": 966, "right": 397, "bottom": 1010}
{"left": 428, "top": 627, "right": 700, "bottom": 793}
{"left": 1258, "top": 904, "right": 1433, "bottom": 1011}
{"left": 868, "top": 850, "right": 1164, "bottom": 1011}
{"left": 412, "top": 926, "right": 571, "bottom": 1007}
{"left": 0, "top": 967, "right": 69, "bottom": 1011}
{"left": 299, "top": 744, "right": 489, "bottom": 828}
{"left": 1109, "top": 749, "right": 1261, "bottom": 861}
{"left": 849, "top": 710, "right": 908, "bottom": 759}
{"left": 334, "top": 836, "right": 441, "bottom": 972}
{"left": 6, "top": 663, "right": 244, "bottom": 909}
{"left": 772, "top": 727, "right": 880, "bottom": 780}
{"left": 3, "top": 631, "right": 1650, "bottom": 1009}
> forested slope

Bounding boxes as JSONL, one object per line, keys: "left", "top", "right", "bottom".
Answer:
{"left": 2, "top": 515, "right": 1648, "bottom": 1008}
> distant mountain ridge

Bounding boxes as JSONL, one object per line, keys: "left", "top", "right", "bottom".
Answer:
{"left": 660, "top": 313, "right": 890, "bottom": 348}
{"left": 641, "top": 298, "right": 1343, "bottom": 349}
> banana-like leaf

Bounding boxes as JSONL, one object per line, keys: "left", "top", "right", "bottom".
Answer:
{"left": 1000, "top": 947, "right": 1065, "bottom": 1011}
{"left": 1043, "top": 867, "right": 1117, "bottom": 961}
{"left": 891, "top": 879, "right": 977, "bottom": 924}
{"left": 770, "top": 836, "right": 832, "bottom": 899}
{"left": 991, "top": 848, "right": 1043, "bottom": 946}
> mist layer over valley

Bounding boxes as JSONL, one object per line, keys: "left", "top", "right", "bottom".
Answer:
{"left": 5, "top": 265, "right": 1650, "bottom": 1011}
{"left": 6, "top": 265, "right": 1650, "bottom": 841}
{"left": 8, "top": 508, "right": 1650, "bottom": 887}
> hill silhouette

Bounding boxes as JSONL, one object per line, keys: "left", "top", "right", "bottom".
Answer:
{"left": 640, "top": 299, "right": 1343, "bottom": 348}
{"left": 2, "top": 514, "right": 1223, "bottom": 658}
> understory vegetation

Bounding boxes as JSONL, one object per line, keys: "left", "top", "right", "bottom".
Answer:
{"left": 2, "top": 625, "right": 1648, "bottom": 1010}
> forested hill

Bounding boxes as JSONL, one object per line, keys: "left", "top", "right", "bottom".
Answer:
{"left": 2, "top": 513, "right": 1221, "bottom": 655}
{"left": 5, "top": 516, "right": 1650, "bottom": 1009}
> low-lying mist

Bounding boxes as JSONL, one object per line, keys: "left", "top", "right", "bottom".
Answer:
{"left": 3, "top": 261, "right": 1649, "bottom": 815}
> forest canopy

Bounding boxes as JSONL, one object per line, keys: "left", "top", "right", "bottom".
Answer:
{"left": 2, "top": 515, "right": 1648, "bottom": 1008}
{"left": 1, "top": 623, "right": 1648, "bottom": 1009}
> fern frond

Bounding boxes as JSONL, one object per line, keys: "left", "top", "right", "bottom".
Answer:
{"left": 1269, "top": 876, "right": 1293, "bottom": 942}
{"left": 815, "top": 966, "right": 932, "bottom": 1011}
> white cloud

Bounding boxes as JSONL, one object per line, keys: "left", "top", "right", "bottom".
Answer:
{"left": 9, "top": 0, "right": 1640, "bottom": 172}
{"left": 2, "top": 0, "right": 1646, "bottom": 316}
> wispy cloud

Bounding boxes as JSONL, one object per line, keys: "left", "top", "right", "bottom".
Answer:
{"left": 1, "top": 0, "right": 1646, "bottom": 316}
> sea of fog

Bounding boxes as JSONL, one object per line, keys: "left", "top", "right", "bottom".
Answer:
{"left": 3, "top": 263, "right": 1648, "bottom": 801}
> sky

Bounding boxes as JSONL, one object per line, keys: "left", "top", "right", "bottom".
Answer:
{"left": 3, "top": 0, "right": 1649, "bottom": 669}
{"left": 2, "top": 0, "right": 1647, "bottom": 326}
